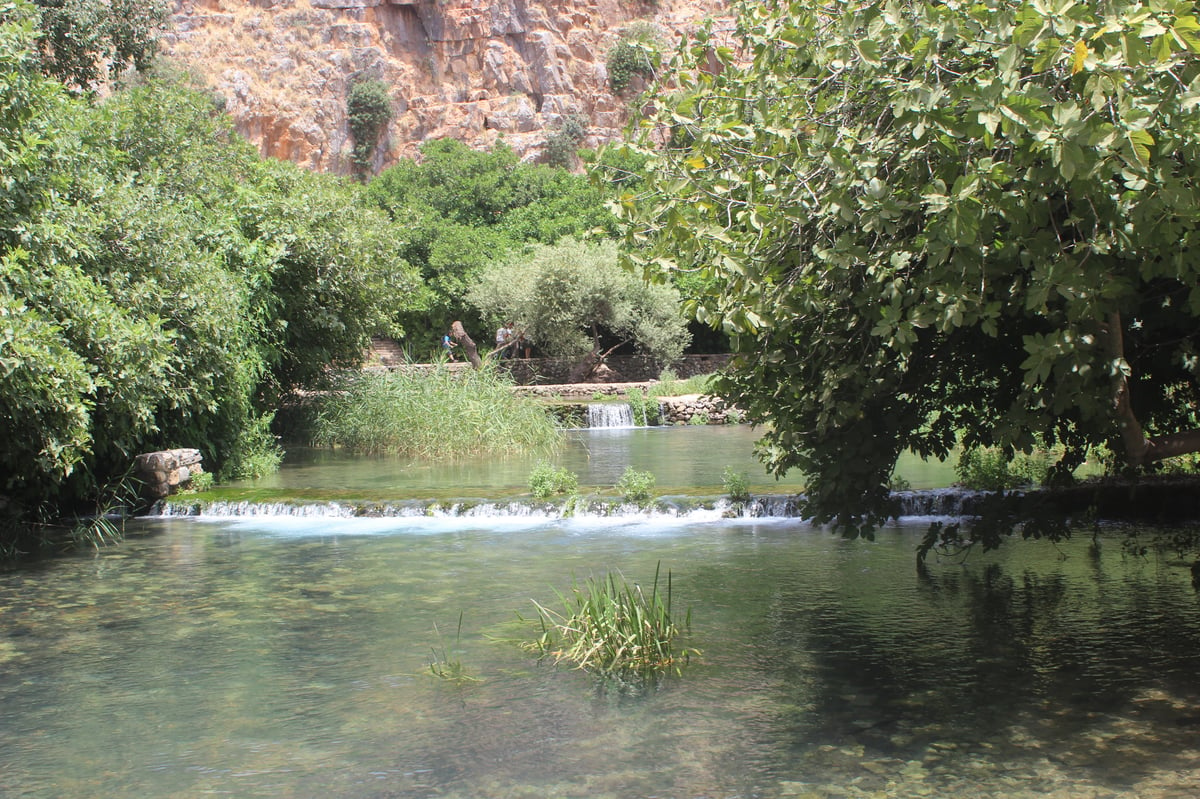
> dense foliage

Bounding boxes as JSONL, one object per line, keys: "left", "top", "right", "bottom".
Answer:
{"left": 467, "top": 239, "right": 690, "bottom": 379}
{"left": 1, "top": 3, "right": 417, "bottom": 540}
{"left": 607, "top": 23, "right": 663, "bottom": 94}
{"left": 347, "top": 78, "right": 392, "bottom": 174}
{"left": 365, "top": 139, "right": 619, "bottom": 349}
{"left": 621, "top": 0, "right": 1200, "bottom": 541}
{"left": 24, "top": 0, "right": 168, "bottom": 90}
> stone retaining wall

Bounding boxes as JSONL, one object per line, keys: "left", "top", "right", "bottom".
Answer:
{"left": 367, "top": 340, "right": 729, "bottom": 385}
{"left": 544, "top": 394, "right": 741, "bottom": 427}
{"left": 658, "top": 394, "right": 741, "bottom": 425}
{"left": 502, "top": 353, "right": 730, "bottom": 385}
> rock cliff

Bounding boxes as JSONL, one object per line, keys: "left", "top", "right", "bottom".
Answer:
{"left": 161, "top": 0, "right": 730, "bottom": 174}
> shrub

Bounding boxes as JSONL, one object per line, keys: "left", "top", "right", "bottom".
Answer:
{"left": 722, "top": 466, "right": 750, "bottom": 503}
{"left": 529, "top": 462, "right": 579, "bottom": 498}
{"left": 543, "top": 115, "right": 588, "bottom": 168}
{"left": 617, "top": 466, "right": 656, "bottom": 504}
{"left": 347, "top": 79, "right": 392, "bottom": 172}
{"left": 955, "top": 446, "right": 1053, "bottom": 491}
{"left": 607, "top": 26, "right": 661, "bottom": 94}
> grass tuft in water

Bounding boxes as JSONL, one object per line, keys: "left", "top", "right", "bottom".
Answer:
{"left": 428, "top": 612, "right": 480, "bottom": 684}
{"left": 312, "top": 365, "right": 562, "bottom": 459}
{"left": 524, "top": 563, "right": 697, "bottom": 684}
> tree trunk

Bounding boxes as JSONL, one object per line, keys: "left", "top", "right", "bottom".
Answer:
{"left": 565, "top": 339, "right": 629, "bottom": 383}
{"left": 1103, "top": 311, "right": 1200, "bottom": 465}
{"left": 450, "top": 321, "right": 482, "bottom": 369}
{"left": 567, "top": 348, "right": 603, "bottom": 383}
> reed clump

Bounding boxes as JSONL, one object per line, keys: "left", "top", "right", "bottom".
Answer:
{"left": 526, "top": 563, "right": 697, "bottom": 683}
{"left": 312, "top": 366, "right": 561, "bottom": 458}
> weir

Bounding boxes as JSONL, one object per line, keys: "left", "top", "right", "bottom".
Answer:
{"left": 152, "top": 491, "right": 996, "bottom": 521}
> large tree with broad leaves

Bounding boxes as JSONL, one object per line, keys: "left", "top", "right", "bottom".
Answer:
{"left": 620, "top": 0, "right": 1200, "bottom": 540}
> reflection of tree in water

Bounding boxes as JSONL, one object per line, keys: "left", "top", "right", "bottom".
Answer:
{"left": 750, "top": 555, "right": 1200, "bottom": 783}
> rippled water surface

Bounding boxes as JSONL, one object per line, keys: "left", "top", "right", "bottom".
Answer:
{"left": 3, "top": 509, "right": 1200, "bottom": 798}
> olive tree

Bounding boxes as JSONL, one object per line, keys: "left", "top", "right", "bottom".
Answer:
{"left": 468, "top": 239, "right": 690, "bottom": 380}
{"left": 621, "top": 0, "right": 1200, "bottom": 545}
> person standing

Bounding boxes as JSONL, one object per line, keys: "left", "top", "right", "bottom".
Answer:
{"left": 495, "top": 322, "right": 513, "bottom": 359}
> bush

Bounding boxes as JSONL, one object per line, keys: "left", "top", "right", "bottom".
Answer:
{"left": 607, "top": 25, "right": 661, "bottom": 94}
{"left": 955, "top": 446, "right": 1053, "bottom": 491}
{"left": 543, "top": 115, "right": 588, "bottom": 168}
{"left": 347, "top": 79, "right": 392, "bottom": 172}
{"left": 617, "top": 466, "right": 656, "bottom": 504}
{"left": 529, "top": 462, "right": 579, "bottom": 499}
{"left": 722, "top": 466, "right": 750, "bottom": 503}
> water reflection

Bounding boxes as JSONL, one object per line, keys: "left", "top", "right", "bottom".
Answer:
{"left": 242, "top": 426, "right": 958, "bottom": 497}
{"left": 1, "top": 517, "right": 1198, "bottom": 798}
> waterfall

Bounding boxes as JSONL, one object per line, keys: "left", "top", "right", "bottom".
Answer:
{"left": 586, "top": 402, "right": 636, "bottom": 429}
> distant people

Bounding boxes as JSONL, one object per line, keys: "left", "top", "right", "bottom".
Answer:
{"left": 516, "top": 330, "right": 530, "bottom": 358}
{"left": 495, "top": 322, "right": 513, "bottom": 359}
{"left": 442, "top": 330, "right": 458, "bottom": 361}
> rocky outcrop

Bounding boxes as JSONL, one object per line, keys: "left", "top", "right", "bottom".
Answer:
{"left": 161, "top": 0, "right": 731, "bottom": 174}
{"left": 134, "top": 449, "right": 205, "bottom": 500}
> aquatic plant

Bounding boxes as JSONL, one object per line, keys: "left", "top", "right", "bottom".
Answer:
{"left": 625, "top": 387, "right": 657, "bottom": 427}
{"left": 529, "top": 462, "right": 579, "bottom": 499}
{"left": 312, "top": 365, "right": 561, "bottom": 458}
{"left": 428, "top": 612, "right": 479, "bottom": 684}
{"left": 722, "top": 466, "right": 750, "bottom": 503}
{"left": 616, "top": 467, "right": 655, "bottom": 504}
{"left": 525, "top": 564, "right": 697, "bottom": 683}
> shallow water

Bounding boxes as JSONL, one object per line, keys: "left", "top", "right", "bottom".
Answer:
{"left": 2, "top": 511, "right": 1200, "bottom": 798}
{"left": 242, "top": 425, "right": 957, "bottom": 498}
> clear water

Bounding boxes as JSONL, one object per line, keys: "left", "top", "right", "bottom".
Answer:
{"left": 2, "top": 513, "right": 1200, "bottom": 798}
{"left": 3, "top": 428, "right": 1197, "bottom": 798}
{"left": 240, "top": 426, "right": 957, "bottom": 499}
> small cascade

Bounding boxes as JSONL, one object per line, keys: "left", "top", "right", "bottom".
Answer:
{"left": 152, "top": 489, "right": 1018, "bottom": 524}
{"left": 586, "top": 402, "right": 636, "bottom": 429}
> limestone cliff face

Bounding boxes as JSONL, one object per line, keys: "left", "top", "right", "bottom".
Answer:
{"left": 161, "top": 0, "right": 729, "bottom": 174}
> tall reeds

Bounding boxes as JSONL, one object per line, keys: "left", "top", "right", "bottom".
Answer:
{"left": 312, "top": 365, "right": 561, "bottom": 458}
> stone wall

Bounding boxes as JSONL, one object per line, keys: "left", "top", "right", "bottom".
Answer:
{"left": 369, "top": 340, "right": 730, "bottom": 385}
{"left": 501, "top": 353, "right": 729, "bottom": 384}
{"left": 658, "top": 394, "right": 739, "bottom": 425}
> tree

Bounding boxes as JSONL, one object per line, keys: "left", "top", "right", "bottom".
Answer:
{"left": 0, "top": 28, "right": 421, "bottom": 542}
{"left": 26, "top": 0, "right": 168, "bottom": 90}
{"left": 620, "top": 0, "right": 1200, "bottom": 542}
{"left": 467, "top": 239, "right": 690, "bottom": 381}
{"left": 364, "top": 138, "right": 619, "bottom": 350}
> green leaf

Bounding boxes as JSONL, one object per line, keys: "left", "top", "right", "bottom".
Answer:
{"left": 1128, "top": 129, "right": 1154, "bottom": 167}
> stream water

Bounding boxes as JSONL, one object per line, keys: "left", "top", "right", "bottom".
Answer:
{"left": 2, "top": 428, "right": 1199, "bottom": 798}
